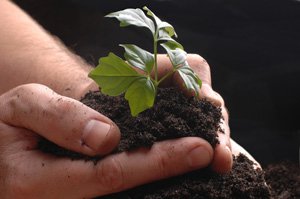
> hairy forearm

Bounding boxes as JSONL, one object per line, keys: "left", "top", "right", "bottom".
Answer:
{"left": 0, "top": 0, "right": 96, "bottom": 99}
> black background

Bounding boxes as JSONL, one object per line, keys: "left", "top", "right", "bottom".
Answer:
{"left": 14, "top": 0, "right": 300, "bottom": 165}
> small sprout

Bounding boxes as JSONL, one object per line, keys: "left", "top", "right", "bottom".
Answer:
{"left": 89, "top": 6, "right": 201, "bottom": 116}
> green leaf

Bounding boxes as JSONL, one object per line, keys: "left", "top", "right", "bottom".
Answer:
{"left": 143, "top": 6, "right": 177, "bottom": 37}
{"left": 120, "top": 44, "right": 154, "bottom": 74}
{"left": 161, "top": 42, "right": 187, "bottom": 67}
{"left": 89, "top": 7, "right": 203, "bottom": 116}
{"left": 125, "top": 77, "right": 156, "bottom": 116}
{"left": 157, "top": 30, "right": 183, "bottom": 49}
{"left": 88, "top": 53, "right": 141, "bottom": 96}
{"left": 106, "top": 8, "right": 155, "bottom": 34}
{"left": 177, "top": 65, "right": 202, "bottom": 97}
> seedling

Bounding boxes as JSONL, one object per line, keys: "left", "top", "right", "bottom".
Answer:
{"left": 89, "top": 6, "right": 202, "bottom": 116}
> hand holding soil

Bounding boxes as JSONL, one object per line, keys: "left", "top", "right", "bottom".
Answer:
{"left": 165, "top": 54, "right": 259, "bottom": 170}
{"left": 156, "top": 54, "right": 234, "bottom": 173}
{"left": 0, "top": 82, "right": 231, "bottom": 198}
{"left": 0, "top": 54, "right": 237, "bottom": 198}
{"left": 0, "top": 1, "right": 284, "bottom": 198}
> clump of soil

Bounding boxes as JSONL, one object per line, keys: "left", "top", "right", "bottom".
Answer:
{"left": 39, "top": 87, "right": 271, "bottom": 198}
{"left": 81, "top": 87, "right": 222, "bottom": 152}
{"left": 39, "top": 87, "right": 222, "bottom": 157}
{"left": 265, "top": 161, "right": 300, "bottom": 199}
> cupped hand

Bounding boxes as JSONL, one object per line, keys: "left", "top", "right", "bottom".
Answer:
{"left": 0, "top": 83, "right": 215, "bottom": 198}
{"left": 157, "top": 54, "right": 244, "bottom": 173}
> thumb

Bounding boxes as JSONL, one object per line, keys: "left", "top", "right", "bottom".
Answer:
{"left": 0, "top": 83, "right": 120, "bottom": 156}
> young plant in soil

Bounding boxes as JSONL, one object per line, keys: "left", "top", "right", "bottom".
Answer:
{"left": 85, "top": 7, "right": 271, "bottom": 199}
{"left": 89, "top": 6, "right": 201, "bottom": 116}
{"left": 40, "top": 7, "right": 272, "bottom": 198}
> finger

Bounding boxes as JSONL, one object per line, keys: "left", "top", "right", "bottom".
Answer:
{"left": 198, "top": 83, "right": 229, "bottom": 145}
{"left": 211, "top": 134, "right": 232, "bottom": 173}
{"left": 199, "top": 81, "right": 231, "bottom": 150}
{"left": 198, "top": 83, "right": 224, "bottom": 106}
{"left": 156, "top": 54, "right": 212, "bottom": 88}
{"left": 231, "top": 139, "right": 261, "bottom": 169}
{"left": 0, "top": 83, "right": 120, "bottom": 156}
{"left": 23, "top": 137, "right": 213, "bottom": 198}
{"left": 84, "top": 137, "right": 213, "bottom": 197}
{"left": 186, "top": 54, "right": 212, "bottom": 86}
{"left": 156, "top": 54, "right": 233, "bottom": 173}
{"left": 211, "top": 111, "right": 233, "bottom": 173}
{"left": 175, "top": 54, "right": 211, "bottom": 97}
{"left": 185, "top": 59, "right": 233, "bottom": 173}
{"left": 198, "top": 85, "right": 232, "bottom": 173}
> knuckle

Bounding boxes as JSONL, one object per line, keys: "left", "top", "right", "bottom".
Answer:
{"left": 0, "top": 85, "right": 31, "bottom": 122}
{"left": 11, "top": 83, "right": 48, "bottom": 98}
{"left": 187, "top": 54, "right": 212, "bottom": 85}
{"left": 189, "top": 53, "right": 204, "bottom": 61}
{"left": 201, "top": 84, "right": 224, "bottom": 106}
{"left": 96, "top": 157, "right": 124, "bottom": 193}
{"left": 0, "top": 84, "right": 52, "bottom": 122}
{"left": 188, "top": 54, "right": 210, "bottom": 69}
{"left": 2, "top": 95, "right": 18, "bottom": 123}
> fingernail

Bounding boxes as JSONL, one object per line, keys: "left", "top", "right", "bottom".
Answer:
{"left": 187, "top": 146, "right": 212, "bottom": 168}
{"left": 82, "top": 119, "right": 111, "bottom": 152}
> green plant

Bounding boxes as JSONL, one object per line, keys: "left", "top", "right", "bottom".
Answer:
{"left": 89, "top": 6, "right": 202, "bottom": 116}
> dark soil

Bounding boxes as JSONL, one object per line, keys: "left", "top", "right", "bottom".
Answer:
{"left": 39, "top": 87, "right": 273, "bottom": 198}
{"left": 81, "top": 87, "right": 222, "bottom": 152}
{"left": 99, "top": 154, "right": 270, "bottom": 199}
{"left": 265, "top": 161, "right": 300, "bottom": 199}
{"left": 39, "top": 87, "right": 222, "bottom": 158}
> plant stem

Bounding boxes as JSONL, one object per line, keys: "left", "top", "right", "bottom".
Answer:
{"left": 153, "top": 32, "right": 159, "bottom": 83}
{"left": 157, "top": 63, "right": 182, "bottom": 85}
{"left": 157, "top": 68, "right": 176, "bottom": 85}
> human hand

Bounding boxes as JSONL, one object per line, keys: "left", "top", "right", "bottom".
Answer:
{"left": 157, "top": 54, "right": 236, "bottom": 173}
{"left": 183, "top": 55, "right": 261, "bottom": 170}
{"left": 0, "top": 83, "right": 217, "bottom": 198}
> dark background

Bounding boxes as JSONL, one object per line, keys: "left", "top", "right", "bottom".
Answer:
{"left": 14, "top": 0, "right": 300, "bottom": 166}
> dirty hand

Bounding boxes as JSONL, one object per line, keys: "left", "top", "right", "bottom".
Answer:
{"left": 157, "top": 54, "right": 259, "bottom": 173}
{"left": 0, "top": 83, "right": 219, "bottom": 198}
